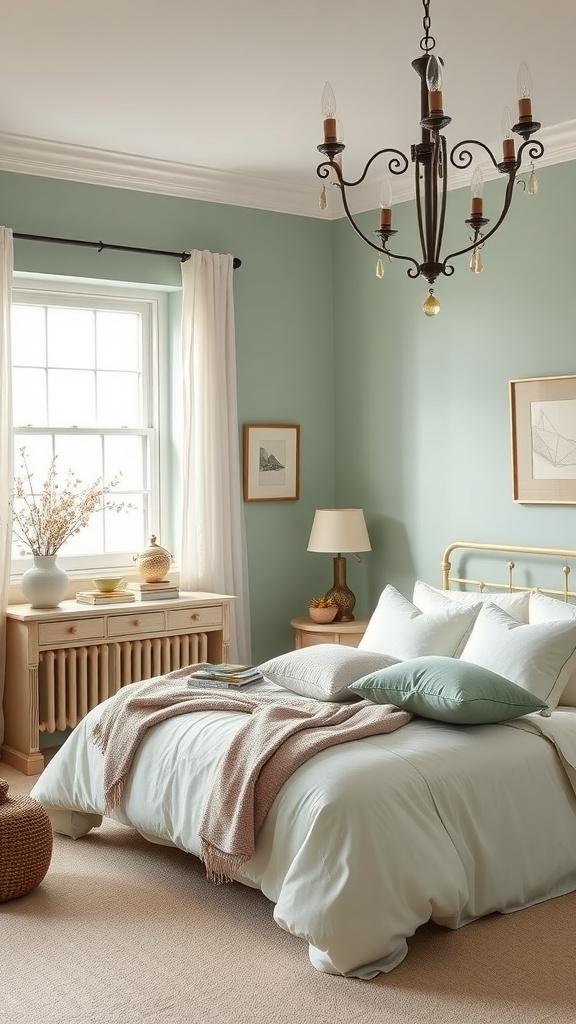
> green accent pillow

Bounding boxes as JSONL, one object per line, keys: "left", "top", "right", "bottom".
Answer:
{"left": 348, "top": 656, "right": 547, "bottom": 725}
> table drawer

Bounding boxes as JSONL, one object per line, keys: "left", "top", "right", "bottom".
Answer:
{"left": 39, "top": 617, "right": 105, "bottom": 646}
{"left": 106, "top": 611, "right": 165, "bottom": 637}
{"left": 167, "top": 605, "right": 222, "bottom": 632}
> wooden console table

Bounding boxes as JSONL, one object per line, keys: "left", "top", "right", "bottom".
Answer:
{"left": 2, "top": 591, "right": 234, "bottom": 775}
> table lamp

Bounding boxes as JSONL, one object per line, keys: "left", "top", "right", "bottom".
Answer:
{"left": 307, "top": 508, "right": 371, "bottom": 621}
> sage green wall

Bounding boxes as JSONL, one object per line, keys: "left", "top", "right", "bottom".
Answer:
{"left": 0, "top": 171, "right": 335, "bottom": 662}
{"left": 332, "top": 160, "right": 576, "bottom": 612}
{"left": 5, "top": 159, "right": 574, "bottom": 655}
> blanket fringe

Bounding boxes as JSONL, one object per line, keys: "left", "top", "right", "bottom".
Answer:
{"left": 199, "top": 838, "right": 246, "bottom": 885}
{"left": 104, "top": 779, "right": 125, "bottom": 812}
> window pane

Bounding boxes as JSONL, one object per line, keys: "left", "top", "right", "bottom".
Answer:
{"left": 97, "top": 311, "right": 140, "bottom": 370}
{"left": 12, "top": 305, "right": 46, "bottom": 366}
{"left": 106, "top": 502, "right": 145, "bottom": 554}
{"left": 62, "top": 509, "right": 104, "bottom": 555}
{"left": 96, "top": 371, "right": 141, "bottom": 426}
{"left": 47, "top": 308, "right": 95, "bottom": 368}
{"left": 48, "top": 369, "right": 96, "bottom": 425}
{"left": 14, "top": 436, "right": 54, "bottom": 481}
{"left": 55, "top": 435, "right": 103, "bottom": 483}
{"left": 104, "top": 435, "right": 146, "bottom": 490}
{"left": 13, "top": 368, "right": 47, "bottom": 426}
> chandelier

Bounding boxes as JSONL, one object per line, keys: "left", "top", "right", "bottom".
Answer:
{"left": 316, "top": 0, "right": 544, "bottom": 316}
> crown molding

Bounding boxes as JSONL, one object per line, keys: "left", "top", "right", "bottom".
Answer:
{"left": 0, "top": 122, "right": 574, "bottom": 221}
{"left": 0, "top": 131, "right": 319, "bottom": 218}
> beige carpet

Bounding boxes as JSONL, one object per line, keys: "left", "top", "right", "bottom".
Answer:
{"left": 1, "top": 760, "right": 576, "bottom": 1024}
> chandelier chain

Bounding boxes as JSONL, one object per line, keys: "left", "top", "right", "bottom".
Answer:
{"left": 420, "top": 0, "right": 435, "bottom": 52}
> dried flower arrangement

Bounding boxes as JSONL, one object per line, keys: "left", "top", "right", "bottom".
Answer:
{"left": 11, "top": 447, "right": 130, "bottom": 557}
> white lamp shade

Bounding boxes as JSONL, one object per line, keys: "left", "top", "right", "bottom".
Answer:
{"left": 307, "top": 508, "right": 371, "bottom": 554}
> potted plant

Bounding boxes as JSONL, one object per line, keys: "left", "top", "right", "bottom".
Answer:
{"left": 308, "top": 596, "right": 338, "bottom": 624}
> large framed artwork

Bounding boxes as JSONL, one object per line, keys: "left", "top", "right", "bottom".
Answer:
{"left": 510, "top": 374, "right": 576, "bottom": 503}
{"left": 243, "top": 424, "right": 300, "bottom": 502}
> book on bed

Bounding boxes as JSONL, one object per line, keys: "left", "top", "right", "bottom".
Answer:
{"left": 188, "top": 664, "right": 263, "bottom": 686}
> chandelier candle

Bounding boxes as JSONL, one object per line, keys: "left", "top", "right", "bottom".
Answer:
{"left": 316, "top": 0, "right": 543, "bottom": 315}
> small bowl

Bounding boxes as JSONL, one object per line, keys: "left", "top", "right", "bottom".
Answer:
{"left": 309, "top": 605, "right": 338, "bottom": 624}
{"left": 92, "top": 577, "right": 124, "bottom": 593}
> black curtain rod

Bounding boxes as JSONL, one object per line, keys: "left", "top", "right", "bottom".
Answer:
{"left": 13, "top": 231, "right": 242, "bottom": 269}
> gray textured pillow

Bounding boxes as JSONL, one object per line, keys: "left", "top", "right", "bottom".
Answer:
{"left": 349, "top": 656, "right": 547, "bottom": 724}
{"left": 258, "top": 645, "right": 400, "bottom": 701}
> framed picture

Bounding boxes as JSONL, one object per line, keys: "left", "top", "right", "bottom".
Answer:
{"left": 243, "top": 424, "right": 300, "bottom": 502}
{"left": 510, "top": 374, "right": 576, "bottom": 503}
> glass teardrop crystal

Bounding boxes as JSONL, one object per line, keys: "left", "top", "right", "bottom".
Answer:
{"left": 470, "top": 249, "right": 483, "bottom": 274}
{"left": 423, "top": 290, "right": 440, "bottom": 317}
{"left": 376, "top": 258, "right": 384, "bottom": 279}
{"left": 319, "top": 186, "right": 328, "bottom": 211}
{"left": 528, "top": 170, "right": 538, "bottom": 196}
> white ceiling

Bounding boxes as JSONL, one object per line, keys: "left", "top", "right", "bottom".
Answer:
{"left": 1, "top": 0, "right": 575, "bottom": 216}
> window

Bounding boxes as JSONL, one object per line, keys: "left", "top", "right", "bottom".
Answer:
{"left": 10, "top": 279, "right": 170, "bottom": 575}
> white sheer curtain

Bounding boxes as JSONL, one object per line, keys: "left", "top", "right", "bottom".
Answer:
{"left": 179, "top": 250, "right": 251, "bottom": 663}
{"left": 0, "top": 227, "right": 14, "bottom": 749}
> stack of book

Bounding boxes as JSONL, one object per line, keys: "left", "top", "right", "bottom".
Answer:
{"left": 188, "top": 663, "right": 263, "bottom": 688}
{"left": 127, "top": 580, "right": 179, "bottom": 601}
{"left": 76, "top": 589, "right": 135, "bottom": 605}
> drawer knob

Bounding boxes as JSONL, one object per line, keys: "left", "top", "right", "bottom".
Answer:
{"left": 134, "top": 619, "right": 142, "bottom": 627}
{"left": 191, "top": 613, "right": 200, "bottom": 621}
{"left": 69, "top": 626, "right": 79, "bottom": 636}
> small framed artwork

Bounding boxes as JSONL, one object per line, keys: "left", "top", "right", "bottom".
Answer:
{"left": 510, "top": 374, "right": 576, "bottom": 503}
{"left": 243, "top": 424, "right": 300, "bottom": 502}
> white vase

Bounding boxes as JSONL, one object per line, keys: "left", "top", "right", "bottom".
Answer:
{"left": 21, "top": 554, "right": 69, "bottom": 609}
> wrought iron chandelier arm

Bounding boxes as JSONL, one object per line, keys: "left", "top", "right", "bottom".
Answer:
{"left": 317, "top": 148, "right": 409, "bottom": 189}
{"left": 336, "top": 181, "right": 421, "bottom": 276}
{"left": 449, "top": 139, "right": 502, "bottom": 173}
{"left": 443, "top": 137, "right": 544, "bottom": 269}
{"left": 442, "top": 172, "right": 516, "bottom": 268}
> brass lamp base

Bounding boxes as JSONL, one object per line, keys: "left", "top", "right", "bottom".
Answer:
{"left": 325, "top": 555, "right": 356, "bottom": 621}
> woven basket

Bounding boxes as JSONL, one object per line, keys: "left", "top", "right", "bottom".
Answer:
{"left": 0, "top": 778, "right": 53, "bottom": 902}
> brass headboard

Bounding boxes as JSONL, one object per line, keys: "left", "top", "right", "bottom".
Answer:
{"left": 442, "top": 542, "right": 576, "bottom": 602}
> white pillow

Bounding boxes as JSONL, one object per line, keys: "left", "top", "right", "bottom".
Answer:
{"left": 413, "top": 580, "right": 530, "bottom": 624}
{"left": 460, "top": 602, "right": 576, "bottom": 707}
{"left": 529, "top": 592, "right": 576, "bottom": 706}
{"left": 358, "top": 585, "right": 480, "bottom": 660}
{"left": 257, "top": 645, "right": 400, "bottom": 702}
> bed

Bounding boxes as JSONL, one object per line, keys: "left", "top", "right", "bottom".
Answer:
{"left": 30, "top": 541, "right": 576, "bottom": 979}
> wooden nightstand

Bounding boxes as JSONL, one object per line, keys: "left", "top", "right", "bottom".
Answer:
{"left": 290, "top": 616, "right": 368, "bottom": 650}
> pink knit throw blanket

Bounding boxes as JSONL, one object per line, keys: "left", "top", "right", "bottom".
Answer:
{"left": 92, "top": 666, "right": 412, "bottom": 882}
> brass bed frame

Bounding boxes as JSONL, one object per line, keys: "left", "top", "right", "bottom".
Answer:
{"left": 441, "top": 542, "right": 576, "bottom": 603}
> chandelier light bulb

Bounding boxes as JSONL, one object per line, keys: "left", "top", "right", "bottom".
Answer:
{"left": 426, "top": 54, "right": 443, "bottom": 93}
{"left": 516, "top": 62, "right": 533, "bottom": 121}
{"left": 321, "top": 81, "right": 336, "bottom": 118}
{"left": 379, "top": 177, "right": 393, "bottom": 229}
{"left": 426, "top": 54, "right": 444, "bottom": 114}
{"left": 321, "top": 82, "right": 338, "bottom": 143}
{"left": 501, "top": 106, "right": 513, "bottom": 140}
{"left": 470, "top": 166, "right": 484, "bottom": 218}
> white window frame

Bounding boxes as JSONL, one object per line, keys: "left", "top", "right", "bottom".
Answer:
{"left": 10, "top": 275, "right": 172, "bottom": 578}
